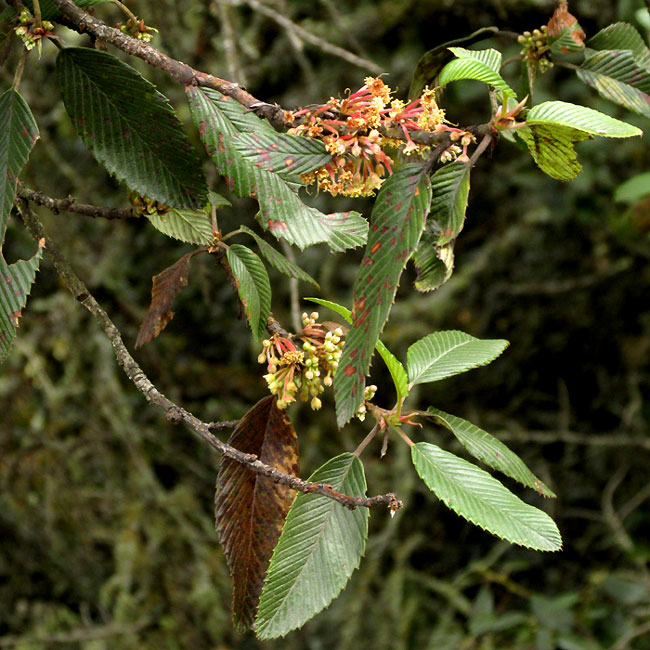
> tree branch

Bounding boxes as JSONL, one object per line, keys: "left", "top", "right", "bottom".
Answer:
{"left": 49, "top": 0, "right": 289, "bottom": 128}
{"left": 17, "top": 182, "right": 138, "bottom": 219}
{"left": 242, "top": 0, "right": 383, "bottom": 75}
{"left": 16, "top": 198, "right": 401, "bottom": 513}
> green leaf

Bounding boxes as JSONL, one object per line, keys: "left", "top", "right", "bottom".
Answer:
{"left": 428, "top": 162, "right": 471, "bottom": 246}
{"left": 57, "top": 48, "right": 207, "bottom": 210}
{"left": 409, "top": 27, "right": 499, "bottom": 99}
{"left": 256, "top": 453, "right": 368, "bottom": 639}
{"left": 448, "top": 47, "right": 502, "bottom": 73}
{"left": 411, "top": 443, "right": 562, "bottom": 551}
{"left": 239, "top": 226, "right": 319, "bottom": 288}
{"left": 407, "top": 330, "right": 508, "bottom": 387}
{"left": 1, "top": 245, "right": 43, "bottom": 362}
{"left": 254, "top": 173, "right": 368, "bottom": 252}
{"left": 439, "top": 52, "right": 516, "bottom": 98}
{"left": 334, "top": 165, "right": 432, "bottom": 427}
{"left": 0, "top": 90, "right": 39, "bottom": 243}
{"left": 305, "top": 297, "right": 407, "bottom": 401}
{"left": 525, "top": 101, "right": 642, "bottom": 137}
{"left": 577, "top": 50, "right": 650, "bottom": 119}
{"left": 232, "top": 132, "right": 332, "bottom": 179}
{"left": 517, "top": 124, "right": 591, "bottom": 181}
{"left": 614, "top": 171, "right": 650, "bottom": 203}
{"left": 226, "top": 244, "right": 271, "bottom": 340}
{"left": 378, "top": 345, "right": 409, "bottom": 402}
{"left": 24, "top": 0, "right": 113, "bottom": 21}
{"left": 186, "top": 87, "right": 367, "bottom": 252}
{"left": 146, "top": 207, "right": 214, "bottom": 245}
{"left": 426, "top": 407, "right": 555, "bottom": 497}
{"left": 412, "top": 238, "right": 454, "bottom": 292}
{"left": 208, "top": 191, "right": 232, "bottom": 209}
{"left": 588, "top": 22, "right": 650, "bottom": 68}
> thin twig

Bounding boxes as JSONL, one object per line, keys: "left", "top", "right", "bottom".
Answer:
{"left": 113, "top": 0, "right": 138, "bottom": 25}
{"left": 16, "top": 199, "right": 401, "bottom": 513}
{"left": 353, "top": 423, "right": 380, "bottom": 457}
{"left": 11, "top": 48, "right": 27, "bottom": 90}
{"left": 496, "top": 429, "right": 650, "bottom": 451}
{"left": 469, "top": 132, "right": 493, "bottom": 166}
{"left": 17, "top": 183, "right": 138, "bottom": 219}
{"left": 242, "top": 0, "right": 383, "bottom": 75}
{"left": 207, "top": 419, "right": 240, "bottom": 430}
{"left": 210, "top": 0, "right": 246, "bottom": 86}
{"left": 32, "top": 0, "right": 41, "bottom": 28}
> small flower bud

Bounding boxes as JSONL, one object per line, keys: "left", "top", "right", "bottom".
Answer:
{"left": 311, "top": 396, "right": 322, "bottom": 410}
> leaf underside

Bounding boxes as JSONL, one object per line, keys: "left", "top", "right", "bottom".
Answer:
{"left": 518, "top": 124, "right": 590, "bottom": 181}
{"left": 526, "top": 100, "right": 642, "bottom": 137}
{"left": 577, "top": 50, "right": 650, "bottom": 119}
{"left": 411, "top": 442, "right": 562, "bottom": 551}
{"left": 256, "top": 453, "right": 368, "bottom": 639}
{"left": 145, "top": 207, "right": 215, "bottom": 246}
{"left": 334, "top": 165, "right": 432, "bottom": 426}
{"left": 57, "top": 48, "right": 208, "bottom": 209}
{"left": 216, "top": 396, "right": 300, "bottom": 631}
{"left": 135, "top": 251, "right": 196, "bottom": 349}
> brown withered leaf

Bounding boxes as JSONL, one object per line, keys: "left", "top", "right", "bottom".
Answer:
{"left": 547, "top": 0, "right": 585, "bottom": 51}
{"left": 135, "top": 251, "right": 198, "bottom": 348}
{"left": 215, "top": 396, "right": 300, "bottom": 630}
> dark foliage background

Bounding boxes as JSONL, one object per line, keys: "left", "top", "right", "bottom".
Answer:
{"left": 1, "top": 1, "right": 649, "bottom": 648}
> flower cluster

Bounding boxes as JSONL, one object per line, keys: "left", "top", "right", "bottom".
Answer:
{"left": 258, "top": 312, "right": 344, "bottom": 410}
{"left": 128, "top": 192, "right": 169, "bottom": 216}
{"left": 355, "top": 384, "right": 378, "bottom": 422}
{"left": 518, "top": 27, "right": 553, "bottom": 73}
{"left": 116, "top": 18, "right": 158, "bottom": 42}
{"left": 14, "top": 9, "right": 56, "bottom": 55}
{"left": 288, "top": 77, "right": 454, "bottom": 197}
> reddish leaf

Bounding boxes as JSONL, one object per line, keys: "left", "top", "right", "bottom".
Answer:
{"left": 334, "top": 164, "right": 432, "bottom": 426}
{"left": 215, "top": 396, "right": 300, "bottom": 630}
{"left": 135, "top": 251, "right": 197, "bottom": 348}
{"left": 547, "top": 0, "right": 585, "bottom": 52}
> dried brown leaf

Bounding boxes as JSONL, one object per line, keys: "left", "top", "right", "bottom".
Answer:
{"left": 547, "top": 0, "right": 585, "bottom": 50}
{"left": 135, "top": 251, "right": 196, "bottom": 348}
{"left": 215, "top": 396, "right": 300, "bottom": 630}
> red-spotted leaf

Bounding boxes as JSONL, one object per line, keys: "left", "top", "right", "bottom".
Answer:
{"left": 427, "top": 161, "right": 471, "bottom": 246}
{"left": 1, "top": 242, "right": 43, "bottom": 362}
{"left": 135, "top": 250, "right": 199, "bottom": 349}
{"left": 215, "top": 396, "right": 300, "bottom": 631}
{"left": 578, "top": 49, "right": 650, "bottom": 119}
{"left": 1, "top": 89, "right": 39, "bottom": 243}
{"left": 232, "top": 132, "right": 332, "bottom": 179}
{"left": 186, "top": 87, "right": 367, "bottom": 252}
{"left": 226, "top": 244, "right": 272, "bottom": 340}
{"left": 57, "top": 48, "right": 207, "bottom": 209}
{"left": 334, "top": 164, "right": 432, "bottom": 427}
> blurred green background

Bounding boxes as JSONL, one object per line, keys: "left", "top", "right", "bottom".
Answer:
{"left": 1, "top": 1, "right": 650, "bottom": 648}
